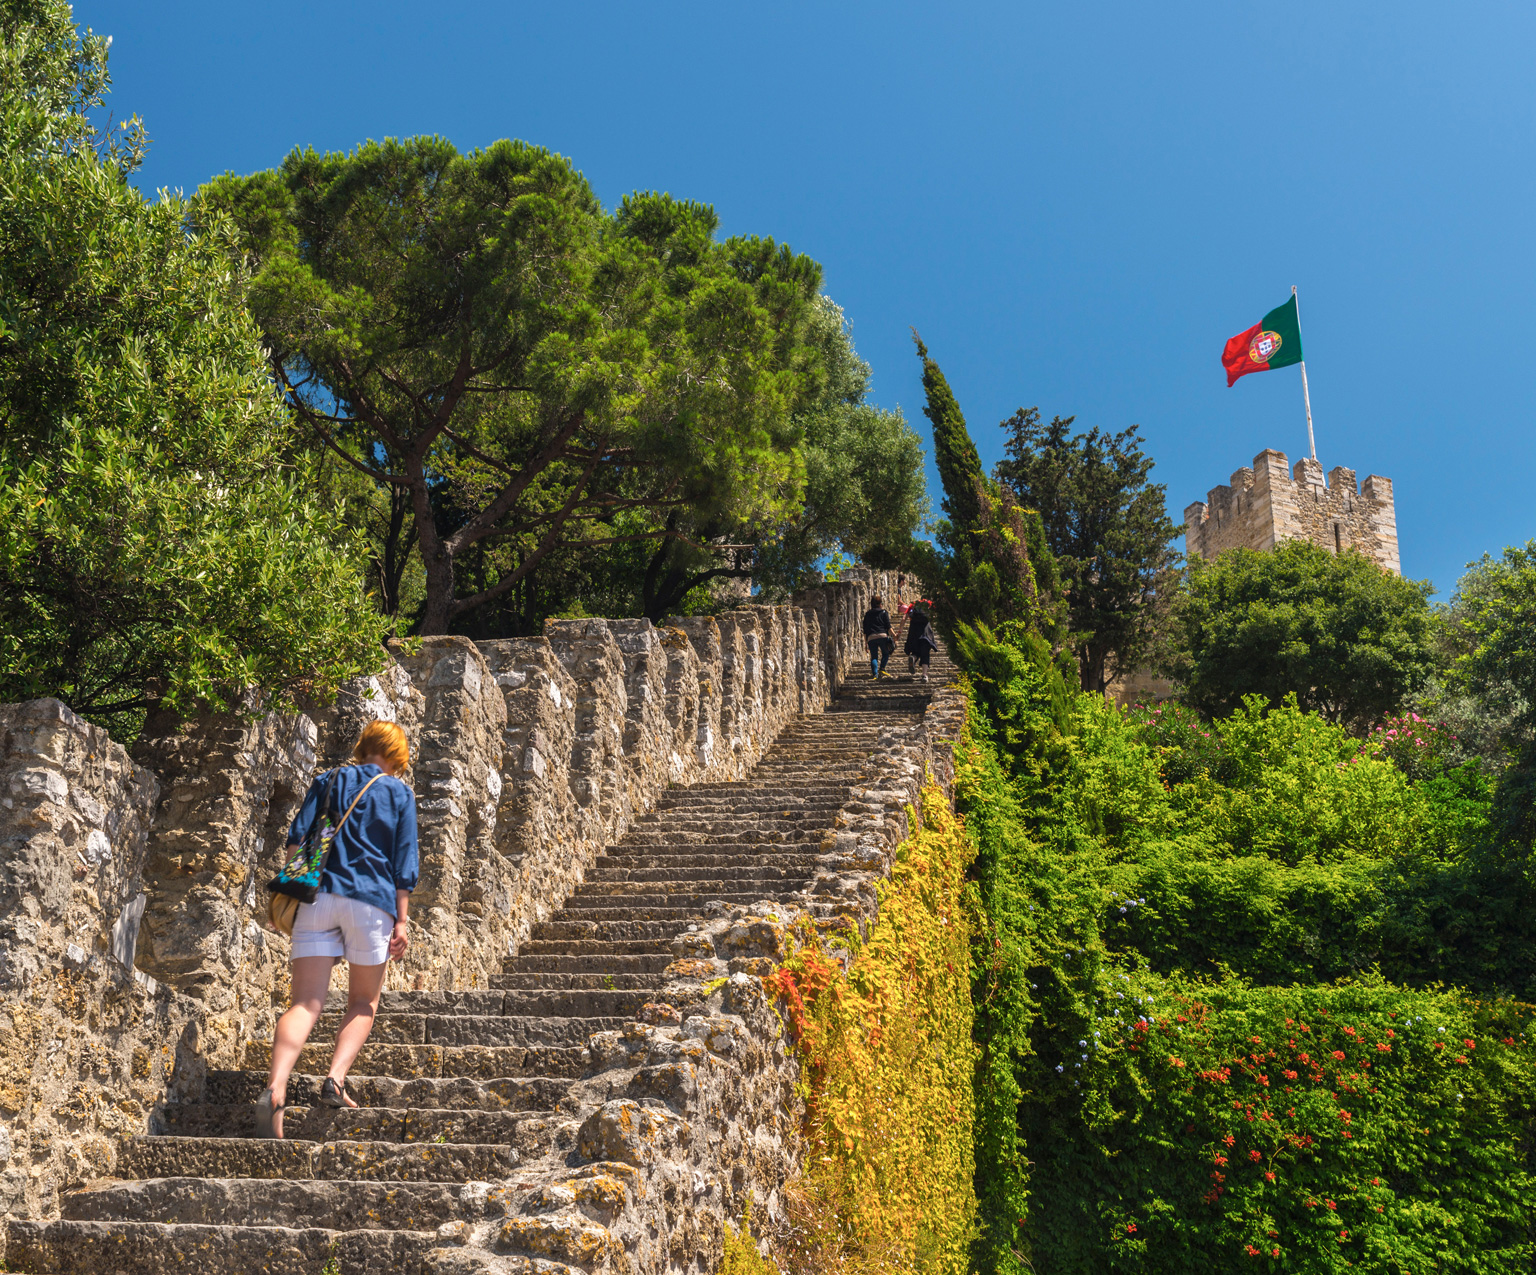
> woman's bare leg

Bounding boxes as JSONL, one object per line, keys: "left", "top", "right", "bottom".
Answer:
{"left": 326, "top": 960, "right": 388, "bottom": 1105}
{"left": 267, "top": 955, "right": 336, "bottom": 1137}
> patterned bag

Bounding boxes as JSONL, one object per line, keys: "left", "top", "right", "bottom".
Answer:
{"left": 266, "top": 769, "right": 381, "bottom": 936}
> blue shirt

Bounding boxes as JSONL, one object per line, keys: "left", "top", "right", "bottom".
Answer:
{"left": 287, "top": 764, "right": 419, "bottom": 919}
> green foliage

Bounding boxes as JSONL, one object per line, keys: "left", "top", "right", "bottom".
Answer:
{"left": 0, "top": 0, "right": 383, "bottom": 735}
{"left": 746, "top": 297, "right": 927, "bottom": 603}
{"left": 994, "top": 408, "right": 1181, "bottom": 694}
{"left": 1446, "top": 540, "right": 1536, "bottom": 739}
{"left": 960, "top": 621, "right": 1536, "bottom": 1273}
{"left": 1026, "top": 976, "right": 1536, "bottom": 1272}
{"left": 198, "top": 144, "right": 824, "bottom": 634}
{"left": 1170, "top": 540, "right": 1437, "bottom": 732}
{"left": 909, "top": 336, "right": 1059, "bottom": 641}
{"left": 765, "top": 787, "right": 977, "bottom": 1275}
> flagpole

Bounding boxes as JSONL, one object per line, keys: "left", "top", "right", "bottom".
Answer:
{"left": 1293, "top": 284, "right": 1317, "bottom": 461}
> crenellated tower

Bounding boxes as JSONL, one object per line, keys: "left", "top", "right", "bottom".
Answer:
{"left": 1183, "top": 448, "right": 1400, "bottom": 575}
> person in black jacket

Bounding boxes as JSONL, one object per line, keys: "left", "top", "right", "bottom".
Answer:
{"left": 904, "top": 605, "right": 939, "bottom": 682}
{"left": 862, "top": 596, "right": 895, "bottom": 679}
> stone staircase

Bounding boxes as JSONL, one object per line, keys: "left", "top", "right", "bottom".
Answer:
{"left": 5, "top": 647, "right": 953, "bottom": 1275}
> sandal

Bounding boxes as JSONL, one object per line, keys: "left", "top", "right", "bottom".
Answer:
{"left": 254, "top": 1087, "right": 284, "bottom": 1139}
{"left": 318, "top": 1076, "right": 350, "bottom": 1109}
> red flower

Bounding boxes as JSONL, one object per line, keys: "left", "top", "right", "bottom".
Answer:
{"left": 1331, "top": 1050, "right": 1347, "bottom": 1061}
{"left": 1223, "top": 1133, "right": 1236, "bottom": 1146}
{"left": 1126, "top": 1223, "right": 1137, "bottom": 1234}
{"left": 1248, "top": 1150, "right": 1262, "bottom": 1162}
{"left": 1264, "top": 1171, "right": 1276, "bottom": 1182}
{"left": 1283, "top": 1069, "right": 1298, "bottom": 1080}
{"left": 1377, "top": 1043, "right": 1391, "bottom": 1052}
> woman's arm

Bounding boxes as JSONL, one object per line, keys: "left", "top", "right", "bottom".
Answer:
{"left": 390, "top": 888, "right": 410, "bottom": 960}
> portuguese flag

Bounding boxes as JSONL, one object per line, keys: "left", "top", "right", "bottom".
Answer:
{"left": 1223, "top": 294, "right": 1304, "bottom": 387}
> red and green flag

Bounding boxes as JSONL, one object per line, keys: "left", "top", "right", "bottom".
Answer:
{"left": 1222, "top": 294, "right": 1303, "bottom": 387}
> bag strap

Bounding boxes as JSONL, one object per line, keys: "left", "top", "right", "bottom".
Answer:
{"left": 303, "top": 769, "right": 342, "bottom": 851}
{"left": 305, "top": 769, "right": 386, "bottom": 884}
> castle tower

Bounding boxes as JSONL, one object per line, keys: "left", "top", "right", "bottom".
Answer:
{"left": 1183, "top": 449, "right": 1400, "bottom": 575}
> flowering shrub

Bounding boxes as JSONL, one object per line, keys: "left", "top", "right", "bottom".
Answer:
{"left": 1126, "top": 700, "right": 1229, "bottom": 786}
{"left": 1025, "top": 978, "right": 1536, "bottom": 1272}
{"left": 761, "top": 786, "right": 978, "bottom": 1275}
{"left": 1362, "top": 711, "right": 1460, "bottom": 782}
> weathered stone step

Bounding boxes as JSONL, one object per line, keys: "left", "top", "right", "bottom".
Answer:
{"left": 119, "top": 1135, "right": 520, "bottom": 1183}
{"left": 584, "top": 864, "right": 815, "bottom": 885}
{"left": 499, "top": 988, "right": 654, "bottom": 1017}
{"left": 491, "top": 971, "right": 658, "bottom": 991}
{"left": 518, "top": 938, "right": 673, "bottom": 957}
{"left": 7, "top": 1218, "right": 436, "bottom": 1275}
{"left": 204, "top": 1070, "right": 570, "bottom": 1113}
{"left": 571, "top": 882, "right": 810, "bottom": 902}
{"left": 311, "top": 1012, "right": 620, "bottom": 1047}
{"left": 553, "top": 903, "right": 774, "bottom": 923}
{"left": 239, "top": 1039, "right": 588, "bottom": 1080}
{"left": 601, "top": 843, "right": 825, "bottom": 861}
{"left": 322, "top": 989, "right": 508, "bottom": 1017}
{"left": 159, "top": 1104, "right": 560, "bottom": 1150}
{"left": 63, "top": 1175, "right": 482, "bottom": 1232}
{"left": 503, "top": 953, "right": 673, "bottom": 975}
{"left": 530, "top": 920, "right": 684, "bottom": 943}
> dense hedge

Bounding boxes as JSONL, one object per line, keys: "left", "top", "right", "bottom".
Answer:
{"left": 958, "top": 623, "right": 1536, "bottom": 1273}
{"left": 761, "top": 785, "right": 978, "bottom": 1275}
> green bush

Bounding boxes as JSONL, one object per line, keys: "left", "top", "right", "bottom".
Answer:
{"left": 956, "top": 622, "right": 1536, "bottom": 1273}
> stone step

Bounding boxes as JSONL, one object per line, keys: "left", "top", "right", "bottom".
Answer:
{"left": 518, "top": 938, "right": 673, "bottom": 957}
{"left": 593, "top": 852, "right": 822, "bottom": 870}
{"left": 204, "top": 1070, "right": 571, "bottom": 1113}
{"left": 570, "top": 882, "right": 810, "bottom": 902}
{"left": 530, "top": 919, "right": 686, "bottom": 943}
{"left": 552, "top": 903, "right": 771, "bottom": 923}
{"left": 584, "top": 865, "right": 816, "bottom": 885}
{"left": 118, "top": 1135, "right": 520, "bottom": 1184}
{"left": 499, "top": 988, "right": 655, "bottom": 1017}
{"left": 7, "top": 1219, "right": 437, "bottom": 1275}
{"left": 491, "top": 971, "right": 657, "bottom": 991}
{"left": 63, "top": 1175, "right": 484, "bottom": 1232}
{"left": 239, "top": 1040, "right": 588, "bottom": 1080}
{"left": 311, "top": 1012, "right": 621, "bottom": 1047}
{"left": 503, "top": 953, "right": 673, "bottom": 975}
{"left": 159, "top": 1103, "right": 561, "bottom": 1150}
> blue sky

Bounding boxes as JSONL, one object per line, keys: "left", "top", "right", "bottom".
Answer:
{"left": 87, "top": 0, "right": 1534, "bottom": 596}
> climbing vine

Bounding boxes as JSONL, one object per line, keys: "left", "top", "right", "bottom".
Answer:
{"left": 762, "top": 785, "right": 979, "bottom": 1274}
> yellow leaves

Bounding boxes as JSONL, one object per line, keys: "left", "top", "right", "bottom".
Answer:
{"left": 769, "top": 787, "right": 978, "bottom": 1275}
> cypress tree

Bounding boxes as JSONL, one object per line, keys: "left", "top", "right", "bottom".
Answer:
{"left": 913, "top": 331, "right": 988, "bottom": 534}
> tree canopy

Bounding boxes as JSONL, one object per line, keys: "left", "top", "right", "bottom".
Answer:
{"left": 0, "top": 0, "right": 383, "bottom": 733}
{"left": 994, "top": 408, "right": 1179, "bottom": 695}
{"left": 197, "top": 143, "right": 825, "bottom": 634}
{"left": 1168, "top": 539, "right": 1437, "bottom": 731}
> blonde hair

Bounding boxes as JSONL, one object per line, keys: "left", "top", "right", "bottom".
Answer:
{"left": 353, "top": 719, "right": 409, "bottom": 772}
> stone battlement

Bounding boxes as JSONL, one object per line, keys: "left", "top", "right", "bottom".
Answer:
{"left": 1183, "top": 448, "right": 1400, "bottom": 574}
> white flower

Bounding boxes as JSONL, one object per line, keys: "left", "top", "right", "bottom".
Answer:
{"left": 1056, "top": 1064, "right": 1064, "bottom": 1073}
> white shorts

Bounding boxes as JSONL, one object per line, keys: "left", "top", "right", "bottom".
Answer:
{"left": 290, "top": 891, "right": 394, "bottom": 965}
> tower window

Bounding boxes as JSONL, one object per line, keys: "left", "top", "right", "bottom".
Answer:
{"left": 1333, "top": 523, "right": 1342, "bottom": 554}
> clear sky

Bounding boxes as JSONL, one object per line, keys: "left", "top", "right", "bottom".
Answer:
{"left": 85, "top": 0, "right": 1534, "bottom": 596}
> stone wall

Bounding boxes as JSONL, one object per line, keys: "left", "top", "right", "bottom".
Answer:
{"left": 0, "top": 571, "right": 895, "bottom": 1215}
{"left": 1184, "top": 447, "right": 1401, "bottom": 575}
